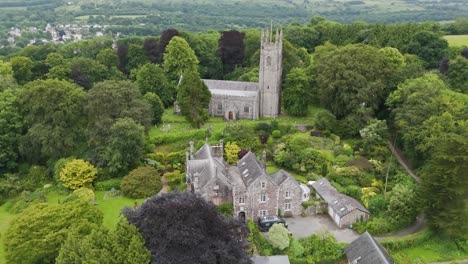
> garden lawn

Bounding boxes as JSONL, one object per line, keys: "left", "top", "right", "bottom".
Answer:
{"left": 94, "top": 191, "right": 145, "bottom": 229}
{"left": 390, "top": 237, "right": 468, "bottom": 263}
{"left": 444, "top": 35, "right": 468, "bottom": 47}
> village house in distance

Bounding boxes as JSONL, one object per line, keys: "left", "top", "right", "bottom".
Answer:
{"left": 185, "top": 141, "right": 310, "bottom": 220}
{"left": 176, "top": 28, "right": 283, "bottom": 120}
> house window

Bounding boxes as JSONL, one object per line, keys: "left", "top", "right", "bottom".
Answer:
{"left": 239, "top": 196, "right": 245, "bottom": 204}
{"left": 303, "top": 193, "right": 308, "bottom": 199}
{"left": 285, "top": 203, "right": 291, "bottom": 211}
{"left": 259, "top": 210, "right": 267, "bottom": 217}
{"left": 217, "top": 103, "right": 222, "bottom": 111}
{"left": 261, "top": 182, "right": 266, "bottom": 188}
{"left": 244, "top": 106, "right": 250, "bottom": 113}
{"left": 285, "top": 191, "right": 291, "bottom": 198}
{"left": 260, "top": 194, "right": 266, "bottom": 202}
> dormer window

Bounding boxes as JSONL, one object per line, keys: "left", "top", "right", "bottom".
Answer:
{"left": 261, "top": 182, "right": 266, "bottom": 188}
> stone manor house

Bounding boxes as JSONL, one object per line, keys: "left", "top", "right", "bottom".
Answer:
{"left": 176, "top": 29, "right": 283, "bottom": 120}
{"left": 185, "top": 141, "right": 310, "bottom": 220}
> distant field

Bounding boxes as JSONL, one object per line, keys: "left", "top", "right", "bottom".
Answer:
{"left": 444, "top": 35, "right": 468, "bottom": 47}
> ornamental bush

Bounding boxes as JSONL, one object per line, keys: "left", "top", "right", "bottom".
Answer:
{"left": 60, "top": 159, "right": 97, "bottom": 190}
{"left": 120, "top": 166, "right": 162, "bottom": 198}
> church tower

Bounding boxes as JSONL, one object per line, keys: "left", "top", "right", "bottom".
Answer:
{"left": 259, "top": 28, "right": 283, "bottom": 118}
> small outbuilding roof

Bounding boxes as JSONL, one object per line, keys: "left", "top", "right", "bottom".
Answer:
{"left": 312, "top": 178, "right": 369, "bottom": 217}
{"left": 251, "top": 255, "right": 290, "bottom": 264}
{"left": 344, "top": 231, "right": 394, "bottom": 264}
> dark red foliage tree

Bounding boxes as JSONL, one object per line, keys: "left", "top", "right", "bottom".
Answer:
{"left": 117, "top": 44, "right": 128, "bottom": 74}
{"left": 462, "top": 48, "right": 468, "bottom": 59}
{"left": 238, "top": 149, "right": 249, "bottom": 159}
{"left": 439, "top": 57, "right": 449, "bottom": 75}
{"left": 157, "top": 28, "right": 179, "bottom": 64}
{"left": 123, "top": 192, "right": 251, "bottom": 264}
{"left": 217, "top": 30, "right": 245, "bottom": 73}
{"left": 143, "top": 37, "right": 159, "bottom": 64}
{"left": 259, "top": 133, "right": 269, "bottom": 144}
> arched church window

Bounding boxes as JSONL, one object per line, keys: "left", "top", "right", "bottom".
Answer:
{"left": 217, "top": 103, "right": 222, "bottom": 110}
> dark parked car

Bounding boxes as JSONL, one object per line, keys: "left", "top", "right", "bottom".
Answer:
{"left": 257, "top": 215, "right": 288, "bottom": 232}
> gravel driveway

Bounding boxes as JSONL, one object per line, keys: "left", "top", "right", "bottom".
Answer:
{"left": 286, "top": 214, "right": 359, "bottom": 243}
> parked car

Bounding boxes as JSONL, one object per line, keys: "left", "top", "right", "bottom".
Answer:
{"left": 257, "top": 215, "right": 288, "bottom": 232}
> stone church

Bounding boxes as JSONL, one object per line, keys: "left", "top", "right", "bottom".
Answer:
{"left": 185, "top": 141, "right": 311, "bottom": 221}
{"left": 176, "top": 29, "right": 283, "bottom": 120}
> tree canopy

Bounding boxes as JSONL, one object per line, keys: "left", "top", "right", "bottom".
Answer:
{"left": 123, "top": 192, "right": 251, "bottom": 264}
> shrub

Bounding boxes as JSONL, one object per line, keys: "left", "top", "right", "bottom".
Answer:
{"left": 272, "top": 130, "right": 281, "bottom": 139}
{"left": 59, "top": 159, "right": 97, "bottom": 190}
{"left": 315, "top": 110, "right": 337, "bottom": 131}
{"left": 268, "top": 223, "right": 290, "bottom": 250}
{"left": 247, "top": 220, "right": 274, "bottom": 256}
{"left": 238, "top": 149, "right": 249, "bottom": 159}
{"left": 380, "top": 229, "right": 432, "bottom": 251}
{"left": 288, "top": 237, "right": 305, "bottom": 258}
{"left": 301, "top": 201, "right": 314, "bottom": 209}
{"left": 216, "top": 203, "right": 233, "bottom": 217}
{"left": 95, "top": 178, "right": 122, "bottom": 191}
{"left": 225, "top": 142, "right": 241, "bottom": 164}
{"left": 255, "top": 122, "right": 271, "bottom": 133}
{"left": 8, "top": 190, "right": 47, "bottom": 214}
{"left": 73, "top": 187, "right": 95, "bottom": 201}
{"left": 259, "top": 133, "right": 270, "bottom": 144}
{"left": 164, "top": 170, "right": 184, "bottom": 188}
{"left": 120, "top": 166, "right": 162, "bottom": 199}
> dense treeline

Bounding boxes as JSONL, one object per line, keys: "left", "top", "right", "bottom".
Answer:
{"left": 0, "top": 17, "right": 467, "bottom": 262}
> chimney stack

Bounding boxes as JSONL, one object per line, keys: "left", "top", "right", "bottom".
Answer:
{"left": 189, "top": 141, "right": 194, "bottom": 159}
{"left": 262, "top": 150, "right": 267, "bottom": 169}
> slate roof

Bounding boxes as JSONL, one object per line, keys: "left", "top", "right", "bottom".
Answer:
{"left": 344, "top": 232, "right": 394, "bottom": 264}
{"left": 270, "top": 169, "right": 294, "bottom": 186}
{"left": 203, "top": 79, "right": 259, "bottom": 92}
{"left": 188, "top": 144, "right": 230, "bottom": 189}
{"left": 237, "top": 152, "right": 268, "bottom": 187}
{"left": 251, "top": 255, "right": 290, "bottom": 264}
{"left": 312, "top": 178, "right": 369, "bottom": 217}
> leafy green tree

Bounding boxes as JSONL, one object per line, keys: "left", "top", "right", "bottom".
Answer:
{"left": 120, "top": 166, "right": 162, "bottom": 198}
{"left": 447, "top": 56, "right": 468, "bottom": 93}
{"left": 18, "top": 79, "right": 86, "bottom": 163}
{"left": 176, "top": 71, "right": 211, "bottom": 128}
{"left": 284, "top": 25, "right": 321, "bottom": 52}
{"left": 282, "top": 67, "right": 310, "bottom": 116}
{"left": 96, "top": 48, "right": 119, "bottom": 69}
{"left": 182, "top": 31, "right": 223, "bottom": 79}
{"left": 59, "top": 159, "right": 97, "bottom": 190}
{"left": 421, "top": 133, "right": 468, "bottom": 238}
{"left": 316, "top": 44, "right": 389, "bottom": 118}
{"left": 56, "top": 217, "right": 151, "bottom": 264}
{"left": 136, "top": 63, "right": 174, "bottom": 107}
{"left": 386, "top": 73, "right": 466, "bottom": 161}
{"left": 4, "top": 200, "right": 103, "bottom": 264}
{"left": 225, "top": 142, "right": 241, "bottom": 164}
{"left": 359, "top": 119, "right": 388, "bottom": 159}
{"left": 9, "top": 56, "right": 33, "bottom": 84}
{"left": 0, "top": 90, "right": 22, "bottom": 172}
{"left": 402, "top": 31, "right": 448, "bottom": 68}
{"left": 387, "top": 183, "right": 418, "bottom": 228}
{"left": 45, "top": 52, "right": 66, "bottom": 68}
{"left": 123, "top": 192, "right": 251, "bottom": 264}
{"left": 268, "top": 223, "right": 290, "bottom": 250}
{"left": 127, "top": 44, "right": 150, "bottom": 72}
{"left": 102, "top": 118, "right": 145, "bottom": 174}
{"left": 144, "top": 92, "right": 165, "bottom": 125}
{"left": 70, "top": 57, "right": 108, "bottom": 89}
{"left": 85, "top": 80, "right": 152, "bottom": 160}
{"left": 163, "top": 36, "right": 199, "bottom": 81}
{"left": 0, "top": 61, "right": 17, "bottom": 92}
